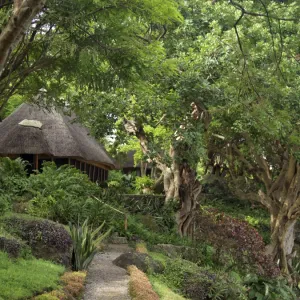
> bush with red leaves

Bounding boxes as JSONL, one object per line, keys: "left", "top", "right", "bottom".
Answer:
{"left": 193, "top": 208, "right": 280, "bottom": 278}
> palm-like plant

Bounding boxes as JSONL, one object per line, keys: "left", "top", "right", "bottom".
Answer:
{"left": 69, "top": 219, "right": 111, "bottom": 271}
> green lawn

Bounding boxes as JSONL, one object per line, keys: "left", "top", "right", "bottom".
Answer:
{"left": 0, "top": 251, "right": 64, "bottom": 300}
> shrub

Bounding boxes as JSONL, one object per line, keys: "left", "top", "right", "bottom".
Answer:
{"left": 69, "top": 219, "right": 111, "bottom": 271}
{"left": 135, "top": 176, "right": 155, "bottom": 193}
{"left": 149, "top": 253, "right": 247, "bottom": 300}
{"left": 202, "top": 195, "right": 271, "bottom": 244}
{"left": 0, "top": 194, "right": 11, "bottom": 215}
{"left": 61, "top": 271, "right": 86, "bottom": 297}
{"left": 27, "top": 162, "right": 99, "bottom": 224}
{"left": 244, "top": 273, "right": 297, "bottom": 299}
{"left": 184, "top": 270, "right": 247, "bottom": 300}
{"left": 34, "top": 272, "right": 86, "bottom": 300}
{"left": 193, "top": 208, "right": 280, "bottom": 277}
{"left": 0, "top": 236, "right": 31, "bottom": 258}
{"left": 124, "top": 215, "right": 184, "bottom": 246}
{"left": 0, "top": 158, "right": 29, "bottom": 210}
{"left": 128, "top": 265, "right": 160, "bottom": 300}
{"left": 2, "top": 215, "right": 72, "bottom": 265}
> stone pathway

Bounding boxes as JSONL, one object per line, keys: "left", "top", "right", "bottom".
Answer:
{"left": 83, "top": 244, "right": 131, "bottom": 300}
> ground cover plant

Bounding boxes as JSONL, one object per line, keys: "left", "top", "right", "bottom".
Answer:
{"left": 0, "top": 251, "right": 64, "bottom": 300}
{"left": 147, "top": 250, "right": 248, "bottom": 299}
{"left": 149, "top": 277, "right": 186, "bottom": 300}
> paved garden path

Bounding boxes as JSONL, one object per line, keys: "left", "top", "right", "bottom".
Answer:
{"left": 83, "top": 244, "right": 131, "bottom": 300}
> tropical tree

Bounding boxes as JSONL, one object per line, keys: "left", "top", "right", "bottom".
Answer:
{"left": 69, "top": 0, "right": 223, "bottom": 236}
{"left": 200, "top": 0, "right": 300, "bottom": 274}
{"left": 0, "top": 0, "right": 182, "bottom": 114}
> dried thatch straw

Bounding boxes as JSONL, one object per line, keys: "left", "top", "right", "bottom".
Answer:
{"left": 0, "top": 104, "right": 114, "bottom": 169}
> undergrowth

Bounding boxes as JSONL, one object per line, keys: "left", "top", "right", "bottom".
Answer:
{"left": 202, "top": 196, "right": 270, "bottom": 244}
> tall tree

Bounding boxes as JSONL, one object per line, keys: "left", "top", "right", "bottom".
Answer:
{"left": 201, "top": 0, "right": 300, "bottom": 274}
{"left": 0, "top": 0, "right": 182, "bottom": 114}
{"left": 70, "top": 0, "right": 221, "bottom": 236}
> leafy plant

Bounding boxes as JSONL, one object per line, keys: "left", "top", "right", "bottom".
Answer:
{"left": 107, "top": 170, "right": 136, "bottom": 193}
{"left": 244, "top": 274, "right": 297, "bottom": 300}
{"left": 27, "top": 162, "right": 100, "bottom": 224}
{"left": 135, "top": 176, "right": 155, "bottom": 193}
{"left": 69, "top": 219, "right": 111, "bottom": 271}
{"left": 0, "top": 195, "right": 10, "bottom": 215}
{"left": 0, "top": 158, "right": 29, "bottom": 204}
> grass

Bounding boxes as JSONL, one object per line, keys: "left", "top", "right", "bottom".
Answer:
{"left": 149, "top": 276, "right": 187, "bottom": 300}
{"left": 148, "top": 251, "right": 168, "bottom": 267}
{"left": 0, "top": 251, "right": 64, "bottom": 300}
{"left": 136, "top": 242, "right": 148, "bottom": 254}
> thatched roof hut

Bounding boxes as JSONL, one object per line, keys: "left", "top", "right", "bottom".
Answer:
{"left": 0, "top": 104, "right": 114, "bottom": 182}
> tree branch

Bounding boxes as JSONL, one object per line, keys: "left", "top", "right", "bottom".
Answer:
{"left": 229, "top": 0, "right": 298, "bottom": 22}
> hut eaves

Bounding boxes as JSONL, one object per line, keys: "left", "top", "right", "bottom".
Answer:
{"left": 0, "top": 104, "right": 114, "bottom": 169}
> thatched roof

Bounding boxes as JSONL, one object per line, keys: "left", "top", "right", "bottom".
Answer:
{"left": 0, "top": 104, "right": 114, "bottom": 169}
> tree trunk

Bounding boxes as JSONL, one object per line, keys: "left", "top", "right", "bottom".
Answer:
{"left": 0, "top": 0, "right": 45, "bottom": 75}
{"left": 177, "top": 165, "right": 202, "bottom": 237}
{"left": 231, "top": 142, "right": 300, "bottom": 274}
{"left": 163, "top": 163, "right": 180, "bottom": 201}
{"left": 122, "top": 118, "right": 202, "bottom": 236}
{"left": 267, "top": 212, "right": 297, "bottom": 274}
{"left": 163, "top": 167, "right": 175, "bottom": 201}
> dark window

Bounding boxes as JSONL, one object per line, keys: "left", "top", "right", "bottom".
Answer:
{"left": 55, "top": 158, "right": 69, "bottom": 167}
{"left": 20, "top": 154, "right": 34, "bottom": 174}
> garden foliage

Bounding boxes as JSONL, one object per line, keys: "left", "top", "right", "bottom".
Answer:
{"left": 69, "top": 219, "right": 111, "bottom": 271}
{"left": 28, "top": 162, "right": 99, "bottom": 223}
{"left": 2, "top": 214, "right": 72, "bottom": 265}
{"left": 0, "top": 158, "right": 29, "bottom": 215}
{"left": 193, "top": 208, "right": 280, "bottom": 278}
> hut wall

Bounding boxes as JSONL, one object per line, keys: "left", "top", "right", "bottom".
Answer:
{"left": 70, "top": 158, "right": 108, "bottom": 183}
